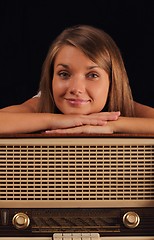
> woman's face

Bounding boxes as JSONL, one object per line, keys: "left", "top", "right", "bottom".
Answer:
{"left": 52, "top": 45, "right": 110, "bottom": 115}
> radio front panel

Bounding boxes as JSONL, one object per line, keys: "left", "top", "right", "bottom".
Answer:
{"left": 0, "top": 136, "right": 154, "bottom": 238}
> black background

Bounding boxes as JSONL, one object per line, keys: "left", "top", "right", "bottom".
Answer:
{"left": 0, "top": 0, "right": 153, "bottom": 108}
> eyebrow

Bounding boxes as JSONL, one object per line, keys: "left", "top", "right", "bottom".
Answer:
{"left": 56, "top": 64, "right": 100, "bottom": 69}
{"left": 56, "top": 64, "right": 69, "bottom": 69}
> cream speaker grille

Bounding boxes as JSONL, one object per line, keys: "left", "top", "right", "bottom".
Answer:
{"left": 0, "top": 137, "right": 154, "bottom": 207}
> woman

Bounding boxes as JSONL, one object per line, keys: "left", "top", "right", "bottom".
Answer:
{"left": 0, "top": 25, "right": 154, "bottom": 134}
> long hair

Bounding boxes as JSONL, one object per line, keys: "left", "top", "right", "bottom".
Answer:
{"left": 38, "top": 24, "right": 134, "bottom": 116}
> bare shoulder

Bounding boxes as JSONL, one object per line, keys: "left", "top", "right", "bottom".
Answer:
{"left": 134, "top": 101, "right": 154, "bottom": 118}
{"left": 0, "top": 97, "right": 40, "bottom": 113}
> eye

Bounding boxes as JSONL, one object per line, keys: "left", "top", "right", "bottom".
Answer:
{"left": 58, "top": 71, "right": 70, "bottom": 80}
{"left": 87, "top": 72, "right": 99, "bottom": 80}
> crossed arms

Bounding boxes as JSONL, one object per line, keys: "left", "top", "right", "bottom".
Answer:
{"left": 0, "top": 97, "right": 154, "bottom": 134}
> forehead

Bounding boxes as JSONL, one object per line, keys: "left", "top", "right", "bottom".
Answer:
{"left": 54, "top": 45, "right": 95, "bottom": 65}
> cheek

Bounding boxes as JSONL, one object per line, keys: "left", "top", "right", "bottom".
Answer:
{"left": 52, "top": 79, "right": 59, "bottom": 103}
{"left": 95, "top": 81, "right": 109, "bottom": 100}
{"left": 52, "top": 78, "right": 68, "bottom": 104}
{"left": 92, "top": 81, "right": 110, "bottom": 109}
{"left": 52, "top": 78, "right": 62, "bottom": 96}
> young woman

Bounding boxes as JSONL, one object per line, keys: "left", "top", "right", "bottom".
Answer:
{"left": 0, "top": 25, "right": 154, "bottom": 134}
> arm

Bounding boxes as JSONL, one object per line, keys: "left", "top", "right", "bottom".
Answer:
{"left": 46, "top": 116, "right": 154, "bottom": 135}
{"left": 47, "top": 102, "right": 154, "bottom": 134}
{"left": 0, "top": 97, "right": 50, "bottom": 133}
{"left": 134, "top": 101, "right": 154, "bottom": 117}
{"left": 108, "top": 116, "right": 154, "bottom": 134}
{"left": 0, "top": 97, "right": 39, "bottom": 113}
{"left": 110, "top": 101, "right": 154, "bottom": 133}
{"left": 0, "top": 98, "right": 120, "bottom": 134}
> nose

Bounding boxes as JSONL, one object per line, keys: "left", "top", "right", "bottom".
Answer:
{"left": 68, "top": 76, "right": 85, "bottom": 95}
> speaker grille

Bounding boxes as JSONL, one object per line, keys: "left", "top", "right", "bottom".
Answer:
{"left": 0, "top": 138, "right": 154, "bottom": 201}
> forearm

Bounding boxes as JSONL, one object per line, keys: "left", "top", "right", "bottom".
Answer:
{"left": 110, "top": 117, "right": 154, "bottom": 134}
{"left": 0, "top": 112, "right": 51, "bottom": 134}
{"left": 0, "top": 111, "right": 117, "bottom": 134}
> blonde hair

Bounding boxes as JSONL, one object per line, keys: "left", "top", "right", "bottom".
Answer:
{"left": 38, "top": 24, "right": 134, "bottom": 116}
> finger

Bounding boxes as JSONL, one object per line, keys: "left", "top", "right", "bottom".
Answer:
{"left": 65, "top": 118, "right": 107, "bottom": 128}
{"left": 45, "top": 125, "right": 113, "bottom": 134}
{"left": 45, "top": 127, "right": 82, "bottom": 134}
{"left": 89, "top": 111, "right": 120, "bottom": 121}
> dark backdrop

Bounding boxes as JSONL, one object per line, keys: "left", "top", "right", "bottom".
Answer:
{"left": 0, "top": 0, "right": 154, "bottom": 108}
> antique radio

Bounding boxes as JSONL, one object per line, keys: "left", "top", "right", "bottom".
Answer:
{"left": 0, "top": 134, "right": 154, "bottom": 239}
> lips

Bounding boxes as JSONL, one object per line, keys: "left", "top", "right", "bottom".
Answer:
{"left": 65, "top": 98, "right": 90, "bottom": 106}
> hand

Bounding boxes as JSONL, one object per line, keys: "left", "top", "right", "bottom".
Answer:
{"left": 47, "top": 111, "right": 120, "bottom": 131}
{"left": 45, "top": 124, "right": 113, "bottom": 134}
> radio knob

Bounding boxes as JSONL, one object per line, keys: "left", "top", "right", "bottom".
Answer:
{"left": 123, "top": 211, "right": 140, "bottom": 228}
{"left": 12, "top": 212, "right": 30, "bottom": 230}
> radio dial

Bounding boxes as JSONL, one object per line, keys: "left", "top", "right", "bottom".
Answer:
{"left": 12, "top": 212, "right": 30, "bottom": 230}
{"left": 123, "top": 211, "right": 140, "bottom": 228}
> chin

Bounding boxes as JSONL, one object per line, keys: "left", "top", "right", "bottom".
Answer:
{"left": 63, "top": 109, "right": 91, "bottom": 115}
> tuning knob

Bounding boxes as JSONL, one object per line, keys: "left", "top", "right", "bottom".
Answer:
{"left": 123, "top": 211, "right": 140, "bottom": 228}
{"left": 12, "top": 212, "right": 30, "bottom": 230}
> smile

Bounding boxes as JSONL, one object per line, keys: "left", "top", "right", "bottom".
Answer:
{"left": 65, "top": 98, "right": 90, "bottom": 106}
